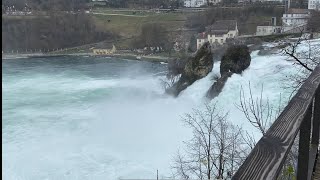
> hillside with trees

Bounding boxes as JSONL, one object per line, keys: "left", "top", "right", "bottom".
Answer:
{"left": 2, "top": 13, "right": 114, "bottom": 52}
{"left": 2, "top": 0, "right": 89, "bottom": 11}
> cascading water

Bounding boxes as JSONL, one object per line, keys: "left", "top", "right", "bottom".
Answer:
{"left": 2, "top": 39, "right": 319, "bottom": 179}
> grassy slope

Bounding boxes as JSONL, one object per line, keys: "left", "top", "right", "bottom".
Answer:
{"left": 91, "top": 10, "right": 190, "bottom": 49}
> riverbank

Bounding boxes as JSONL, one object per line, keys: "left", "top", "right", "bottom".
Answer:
{"left": 2, "top": 52, "right": 173, "bottom": 63}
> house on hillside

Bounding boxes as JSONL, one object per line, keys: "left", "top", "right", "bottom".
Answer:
{"left": 308, "top": 0, "right": 320, "bottom": 10}
{"left": 256, "top": 17, "right": 282, "bottom": 36}
{"left": 196, "top": 20, "right": 239, "bottom": 50}
{"left": 208, "top": 0, "right": 222, "bottom": 5}
{"left": 282, "top": 8, "right": 310, "bottom": 33}
{"left": 184, "top": 0, "right": 206, "bottom": 7}
{"left": 92, "top": 45, "right": 116, "bottom": 55}
{"left": 256, "top": 25, "right": 282, "bottom": 36}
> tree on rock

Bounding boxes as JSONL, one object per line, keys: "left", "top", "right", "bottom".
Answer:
{"left": 220, "top": 45, "right": 251, "bottom": 76}
{"left": 207, "top": 45, "right": 251, "bottom": 99}
{"left": 166, "top": 42, "right": 213, "bottom": 97}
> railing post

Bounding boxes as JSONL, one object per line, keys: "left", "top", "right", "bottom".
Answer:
{"left": 307, "top": 88, "right": 320, "bottom": 180}
{"left": 312, "top": 89, "right": 320, "bottom": 145}
{"left": 297, "top": 104, "right": 312, "bottom": 180}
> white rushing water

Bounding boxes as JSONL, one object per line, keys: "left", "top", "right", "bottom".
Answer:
{"left": 2, "top": 39, "right": 320, "bottom": 180}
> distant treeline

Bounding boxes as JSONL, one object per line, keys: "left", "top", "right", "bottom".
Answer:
{"left": 2, "top": 13, "right": 115, "bottom": 51}
{"left": 2, "top": 0, "right": 89, "bottom": 11}
{"left": 103, "top": 0, "right": 183, "bottom": 9}
{"left": 2, "top": 0, "right": 307, "bottom": 11}
{"left": 2, "top": 0, "right": 184, "bottom": 10}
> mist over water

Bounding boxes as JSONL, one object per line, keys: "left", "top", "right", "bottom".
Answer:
{"left": 2, "top": 40, "right": 319, "bottom": 180}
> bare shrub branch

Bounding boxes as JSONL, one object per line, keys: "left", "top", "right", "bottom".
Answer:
{"left": 172, "top": 103, "right": 247, "bottom": 179}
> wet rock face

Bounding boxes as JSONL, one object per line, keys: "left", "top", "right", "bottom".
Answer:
{"left": 220, "top": 45, "right": 251, "bottom": 76}
{"left": 206, "top": 72, "right": 232, "bottom": 99}
{"left": 207, "top": 45, "right": 251, "bottom": 99}
{"left": 184, "top": 42, "right": 213, "bottom": 79}
{"left": 166, "top": 42, "right": 213, "bottom": 97}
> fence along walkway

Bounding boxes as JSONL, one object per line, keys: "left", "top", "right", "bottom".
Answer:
{"left": 233, "top": 64, "right": 320, "bottom": 180}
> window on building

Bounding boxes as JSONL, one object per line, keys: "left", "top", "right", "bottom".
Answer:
{"left": 210, "top": 39, "right": 212, "bottom": 43}
{"left": 221, "top": 39, "right": 223, "bottom": 43}
{"left": 215, "top": 39, "right": 218, "bottom": 42}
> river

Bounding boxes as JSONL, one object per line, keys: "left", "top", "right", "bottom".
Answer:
{"left": 2, "top": 39, "right": 319, "bottom": 179}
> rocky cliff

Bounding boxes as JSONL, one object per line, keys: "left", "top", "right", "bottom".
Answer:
{"left": 166, "top": 42, "right": 213, "bottom": 97}
{"left": 207, "top": 45, "right": 251, "bottom": 99}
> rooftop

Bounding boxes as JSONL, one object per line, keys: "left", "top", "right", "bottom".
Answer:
{"left": 206, "top": 20, "right": 237, "bottom": 35}
{"left": 286, "top": 8, "right": 309, "bottom": 14}
{"left": 197, "top": 32, "right": 207, "bottom": 39}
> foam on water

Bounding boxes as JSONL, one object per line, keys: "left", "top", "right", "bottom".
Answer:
{"left": 2, "top": 39, "right": 319, "bottom": 179}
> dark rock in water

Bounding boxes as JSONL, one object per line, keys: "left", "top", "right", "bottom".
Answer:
{"left": 257, "top": 49, "right": 273, "bottom": 56}
{"left": 248, "top": 44, "right": 263, "bottom": 52}
{"left": 207, "top": 45, "right": 251, "bottom": 99}
{"left": 207, "top": 72, "right": 232, "bottom": 99}
{"left": 166, "top": 42, "right": 213, "bottom": 97}
{"left": 220, "top": 45, "right": 251, "bottom": 76}
{"left": 258, "top": 42, "right": 290, "bottom": 56}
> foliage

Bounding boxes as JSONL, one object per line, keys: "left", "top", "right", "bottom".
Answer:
{"left": 220, "top": 45, "right": 251, "bottom": 75}
{"left": 307, "top": 10, "right": 320, "bottom": 33}
{"left": 132, "top": 23, "right": 172, "bottom": 51}
{"left": 2, "top": 0, "right": 89, "bottom": 11}
{"left": 168, "top": 53, "right": 190, "bottom": 76}
{"left": 2, "top": 13, "right": 114, "bottom": 51}
{"left": 105, "top": 0, "right": 183, "bottom": 9}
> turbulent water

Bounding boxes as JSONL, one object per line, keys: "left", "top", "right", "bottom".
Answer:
{"left": 2, "top": 39, "right": 319, "bottom": 180}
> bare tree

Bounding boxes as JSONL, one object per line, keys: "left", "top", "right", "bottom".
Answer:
{"left": 282, "top": 34, "right": 320, "bottom": 94}
{"left": 172, "top": 103, "right": 247, "bottom": 179}
{"left": 162, "top": 54, "right": 189, "bottom": 91}
{"left": 161, "top": 74, "right": 181, "bottom": 90}
{"left": 235, "top": 83, "right": 277, "bottom": 136}
{"left": 283, "top": 36, "right": 316, "bottom": 72}
{"left": 236, "top": 83, "right": 300, "bottom": 179}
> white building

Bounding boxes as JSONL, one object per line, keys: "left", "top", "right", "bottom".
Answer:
{"left": 184, "top": 0, "right": 206, "bottom": 7}
{"left": 256, "top": 26, "right": 282, "bottom": 36}
{"left": 256, "top": 17, "right": 282, "bottom": 36}
{"left": 197, "top": 20, "right": 239, "bottom": 49}
{"left": 197, "top": 32, "right": 208, "bottom": 50}
{"left": 282, "top": 8, "right": 310, "bottom": 33}
{"left": 309, "top": 0, "right": 320, "bottom": 10}
{"left": 208, "top": 0, "right": 222, "bottom": 5}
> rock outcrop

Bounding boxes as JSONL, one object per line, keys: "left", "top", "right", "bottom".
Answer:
{"left": 166, "top": 42, "right": 213, "bottom": 97}
{"left": 207, "top": 45, "right": 251, "bottom": 99}
{"left": 220, "top": 45, "right": 251, "bottom": 76}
